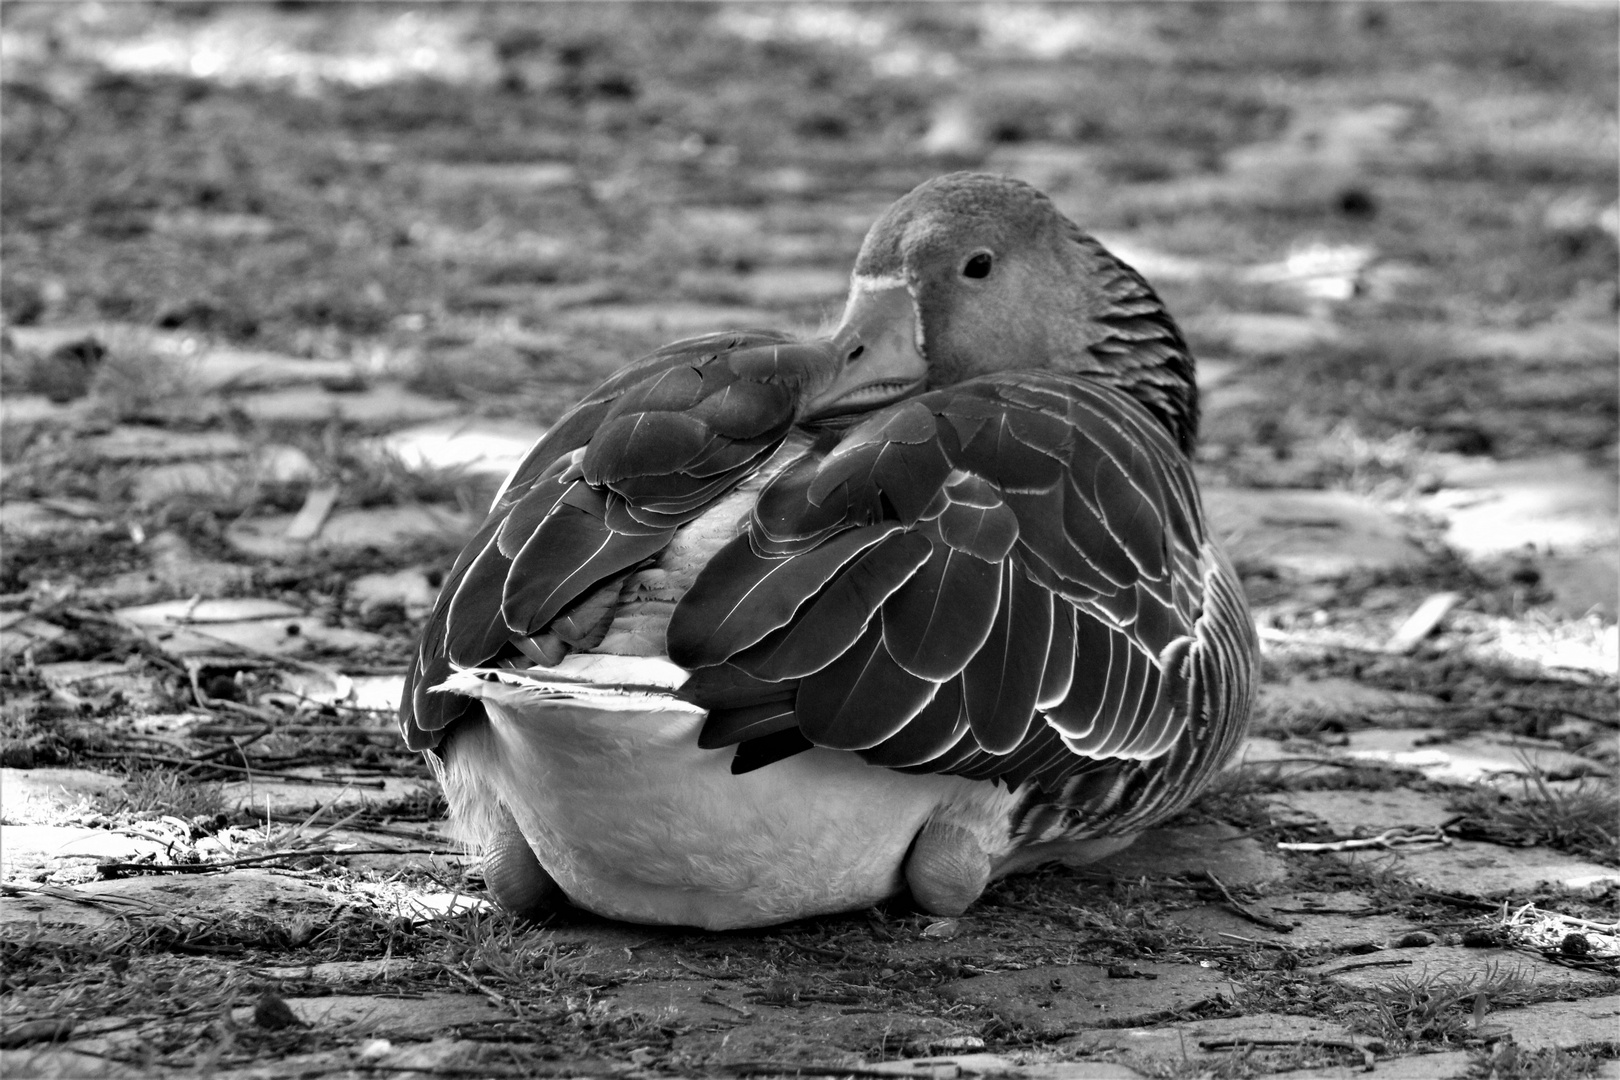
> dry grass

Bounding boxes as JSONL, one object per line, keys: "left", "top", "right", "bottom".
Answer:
{"left": 1340, "top": 962, "right": 1538, "bottom": 1049}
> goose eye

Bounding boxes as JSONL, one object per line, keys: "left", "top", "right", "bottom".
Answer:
{"left": 961, "top": 252, "right": 994, "bottom": 280}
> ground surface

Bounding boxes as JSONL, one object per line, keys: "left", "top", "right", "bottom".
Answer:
{"left": 1, "top": 4, "right": 1617, "bottom": 1079}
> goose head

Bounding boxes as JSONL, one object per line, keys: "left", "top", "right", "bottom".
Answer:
{"left": 805, "top": 172, "right": 1199, "bottom": 454}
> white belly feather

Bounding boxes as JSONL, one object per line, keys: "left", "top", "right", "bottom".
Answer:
{"left": 437, "top": 659, "right": 1019, "bottom": 928}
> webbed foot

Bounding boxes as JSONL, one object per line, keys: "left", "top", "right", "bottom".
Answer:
{"left": 905, "top": 821, "right": 990, "bottom": 916}
{"left": 484, "top": 809, "right": 566, "bottom": 921}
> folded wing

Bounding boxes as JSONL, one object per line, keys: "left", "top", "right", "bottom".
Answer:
{"left": 399, "top": 331, "right": 840, "bottom": 751}
{"left": 670, "top": 373, "right": 1255, "bottom": 830}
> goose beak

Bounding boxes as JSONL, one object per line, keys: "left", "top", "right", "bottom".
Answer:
{"left": 803, "top": 285, "right": 928, "bottom": 421}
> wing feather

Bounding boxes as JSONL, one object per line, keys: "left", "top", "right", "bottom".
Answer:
{"left": 880, "top": 544, "right": 1001, "bottom": 681}
{"left": 959, "top": 561, "right": 1052, "bottom": 753}
{"left": 794, "top": 621, "right": 938, "bottom": 750}
{"left": 731, "top": 532, "right": 933, "bottom": 681}
{"left": 667, "top": 523, "right": 901, "bottom": 667}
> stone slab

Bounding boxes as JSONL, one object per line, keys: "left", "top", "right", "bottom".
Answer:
{"left": 1, "top": 870, "right": 337, "bottom": 931}
{"left": 117, "top": 598, "right": 389, "bottom": 658}
{"left": 229, "top": 384, "right": 461, "bottom": 429}
{"left": 1087, "top": 823, "right": 1289, "bottom": 888}
{"left": 938, "top": 962, "right": 1230, "bottom": 1034}
{"left": 1164, "top": 900, "right": 1421, "bottom": 950}
{"left": 1489, "top": 993, "right": 1620, "bottom": 1052}
{"left": 373, "top": 418, "right": 546, "bottom": 478}
{"left": 1258, "top": 677, "right": 1440, "bottom": 721}
{"left": 1343, "top": 728, "right": 1608, "bottom": 784}
{"left": 1309, "top": 947, "right": 1619, "bottom": 995}
{"left": 1232, "top": 736, "right": 1339, "bottom": 783}
{"left": 119, "top": 598, "right": 305, "bottom": 624}
{"left": 0, "top": 1048, "right": 144, "bottom": 1078}
{"left": 349, "top": 569, "right": 439, "bottom": 621}
{"left": 85, "top": 530, "right": 255, "bottom": 606}
{"left": 1267, "top": 1050, "right": 1473, "bottom": 1080}
{"left": 207, "top": 1039, "right": 501, "bottom": 1080}
{"left": 0, "top": 824, "right": 170, "bottom": 882}
{"left": 81, "top": 427, "right": 251, "bottom": 463}
{"left": 227, "top": 993, "right": 503, "bottom": 1033}
{"left": 1263, "top": 788, "right": 1459, "bottom": 834}
{"left": 1203, "top": 488, "right": 1425, "bottom": 579}
{"left": 1074, "top": 1012, "right": 1360, "bottom": 1068}
{"left": 0, "top": 500, "right": 107, "bottom": 539}
{"left": 1426, "top": 454, "right": 1618, "bottom": 559}
{"left": 227, "top": 504, "right": 474, "bottom": 561}
{"left": 347, "top": 674, "right": 404, "bottom": 713}
{"left": 1, "top": 767, "right": 124, "bottom": 825}
{"left": 1343, "top": 839, "right": 1620, "bottom": 896}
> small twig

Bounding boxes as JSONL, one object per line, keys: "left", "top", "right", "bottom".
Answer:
{"left": 675, "top": 957, "right": 735, "bottom": 980}
{"left": 286, "top": 483, "right": 341, "bottom": 541}
{"left": 1278, "top": 827, "right": 1449, "bottom": 853}
{"left": 1203, "top": 870, "right": 1294, "bottom": 933}
{"left": 1217, "top": 932, "right": 1290, "bottom": 950}
{"left": 1385, "top": 591, "right": 1461, "bottom": 653}
{"left": 1408, "top": 889, "right": 1502, "bottom": 911}
{"left": 1327, "top": 957, "right": 1414, "bottom": 973}
{"left": 190, "top": 724, "right": 274, "bottom": 763}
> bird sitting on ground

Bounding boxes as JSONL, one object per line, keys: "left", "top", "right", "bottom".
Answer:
{"left": 398, "top": 172, "right": 1258, "bottom": 930}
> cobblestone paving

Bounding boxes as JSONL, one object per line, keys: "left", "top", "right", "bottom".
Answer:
{"left": 1, "top": 5, "right": 1616, "bottom": 1078}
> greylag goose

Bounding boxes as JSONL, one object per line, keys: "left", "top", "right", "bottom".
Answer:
{"left": 399, "top": 173, "right": 1257, "bottom": 929}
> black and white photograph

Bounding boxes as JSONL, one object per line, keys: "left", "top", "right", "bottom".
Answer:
{"left": 1, "top": 3, "right": 1616, "bottom": 1077}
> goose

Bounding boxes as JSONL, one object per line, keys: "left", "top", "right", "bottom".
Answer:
{"left": 399, "top": 173, "right": 1258, "bottom": 930}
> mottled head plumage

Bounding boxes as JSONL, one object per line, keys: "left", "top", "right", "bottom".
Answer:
{"left": 853, "top": 173, "right": 1058, "bottom": 282}
{"left": 850, "top": 172, "right": 1200, "bottom": 454}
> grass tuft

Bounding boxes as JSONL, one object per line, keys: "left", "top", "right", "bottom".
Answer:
{"left": 98, "top": 766, "right": 226, "bottom": 820}
{"left": 1341, "top": 962, "right": 1537, "bottom": 1050}
{"left": 1448, "top": 774, "right": 1620, "bottom": 866}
